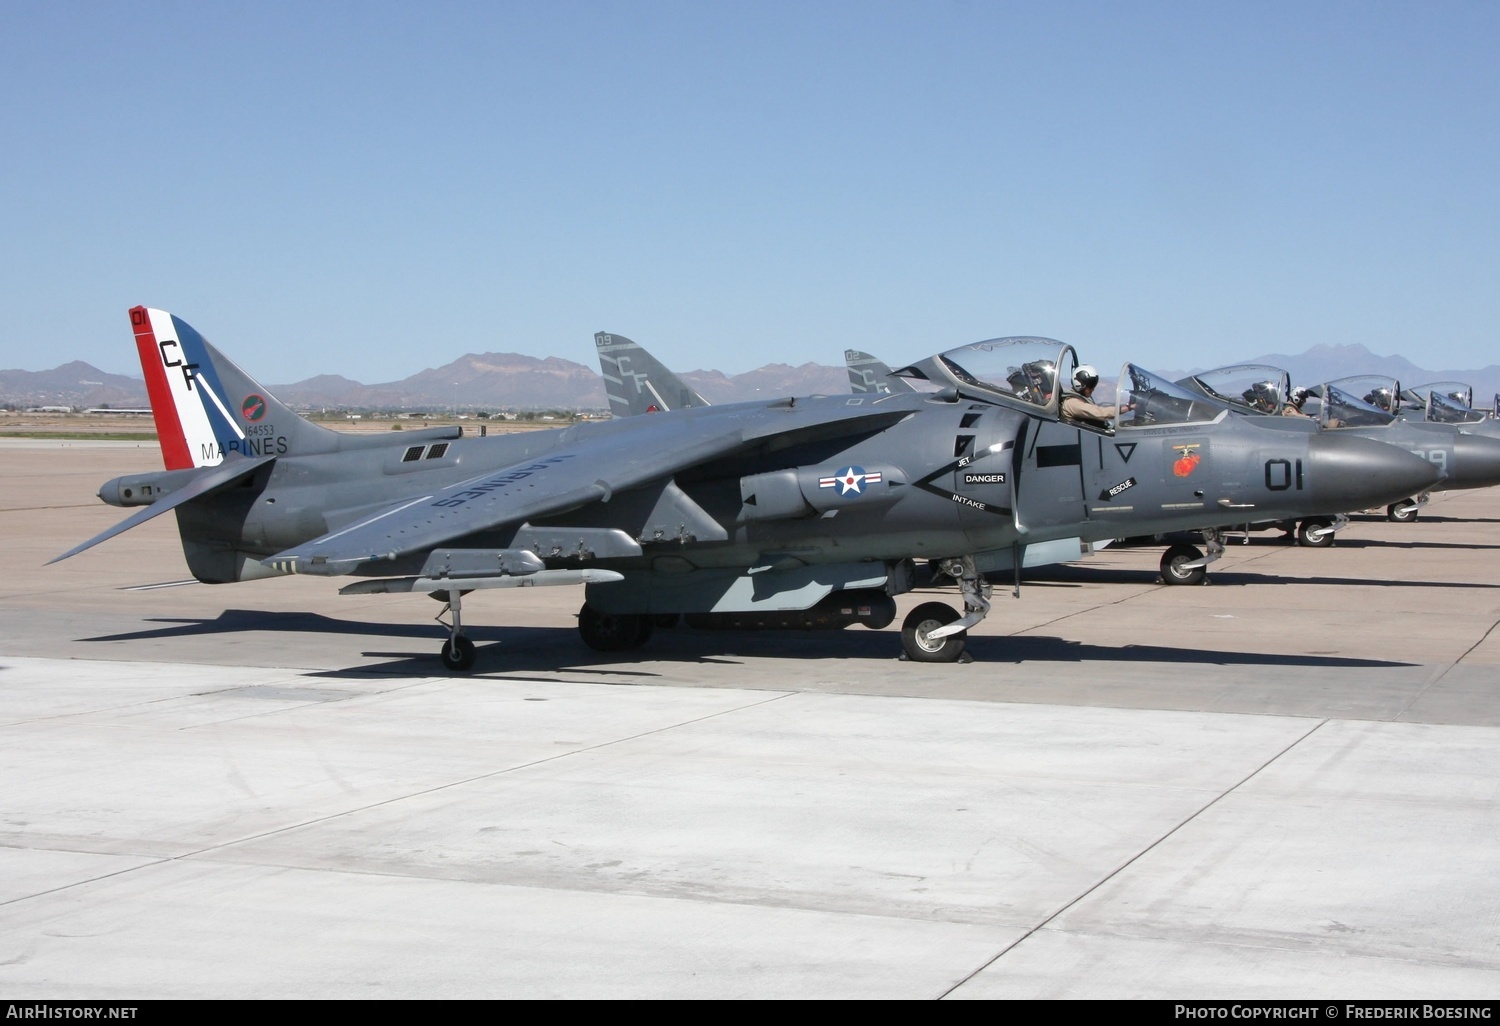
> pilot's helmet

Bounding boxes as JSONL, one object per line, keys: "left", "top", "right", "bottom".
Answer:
{"left": 1021, "top": 359, "right": 1056, "bottom": 400}
{"left": 1243, "top": 380, "right": 1279, "bottom": 411}
{"left": 1363, "top": 388, "right": 1393, "bottom": 411}
{"left": 1073, "top": 365, "right": 1100, "bottom": 391}
{"left": 1289, "top": 386, "right": 1310, "bottom": 408}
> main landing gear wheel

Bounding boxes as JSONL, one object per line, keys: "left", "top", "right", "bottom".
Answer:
{"left": 1387, "top": 500, "right": 1419, "bottom": 523}
{"left": 1297, "top": 518, "right": 1336, "bottom": 547}
{"left": 441, "top": 634, "right": 476, "bottom": 672}
{"left": 577, "top": 604, "right": 655, "bottom": 652}
{"left": 1160, "top": 543, "right": 1206, "bottom": 586}
{"left": 901, "top": 602, "right": 967, "bottom": 663}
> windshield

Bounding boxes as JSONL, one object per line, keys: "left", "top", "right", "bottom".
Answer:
{"left": 1178, "top": 365, "right": 1289, "bottom": 414}
{"left": 1327, "top": 375, "right": 1401, "bottom": 414}
{"left": 927, "top": 337, "right": 1076, "bottom": 412}
{"left": 1322, "top": 383, "right": 1395, "bottom": 428}
{"left": 1118, "top": 364, "right": 1229, "bottom": 427}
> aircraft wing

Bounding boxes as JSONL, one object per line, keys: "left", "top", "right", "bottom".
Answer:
{"left": 265, "top": 402, "right": 911, "bottom": 576}
{"left": 49, "top": 453, "right": 277, "bottom": 564}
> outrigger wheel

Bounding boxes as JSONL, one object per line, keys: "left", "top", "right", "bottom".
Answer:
{"left": 436, "top": 588, "right": 478, "bottom": 672}
{"left": 441, "top": 634, "right": 477, "bottom": 672}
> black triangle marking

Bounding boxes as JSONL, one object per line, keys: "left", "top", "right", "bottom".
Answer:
{"left": 1114, "top": 442, "right": 1137, "bottom": 463}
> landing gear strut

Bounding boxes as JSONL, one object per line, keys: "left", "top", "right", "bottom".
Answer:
{"left": 900, "top": 556, "right": 990, "bottom": 663}
{"left": 436, "top": 589, "right": 477, "bottom": 672}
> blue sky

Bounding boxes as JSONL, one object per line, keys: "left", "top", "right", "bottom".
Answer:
{"left": 3, "top": 1, "right": 1497, "bottom": 382}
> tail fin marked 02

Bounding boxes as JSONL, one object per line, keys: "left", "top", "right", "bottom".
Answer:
{"left": 132, "top": 307, "right": 246, "bottom": 470}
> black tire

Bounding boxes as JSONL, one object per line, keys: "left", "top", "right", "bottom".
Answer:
{"left": 901, "top": 602, "right": 966, "bottom": 663}
{"left": 1160, "top": 543, "right": 1206, "bottom": 585}
{"left": 440, "top": 634, "right": 477, "bottom": 673}
{"left": 1387, "top": 501, "right": 1419, "bottom": 523}
{"left": 1297, "top": 518, "right": 1336, "bottom": 547}
{"left": 578, "top": 604, "right": 654, "bottom": 652}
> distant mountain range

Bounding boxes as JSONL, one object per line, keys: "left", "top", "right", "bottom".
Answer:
{"left": 4, "top": 343, "right": 1497, "bottom": 411}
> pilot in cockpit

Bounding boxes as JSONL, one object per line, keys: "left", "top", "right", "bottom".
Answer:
{"left": 1061, "top": 365, "right": 1129, "bottom": 430}
{"left": 1010, "top": 359, "right": 1057, "bottom": 405}
{"left": 1363, "top": 388, "right": 1395, "bottom": 413}
{"left": 1243, "top": 381, "right": 1280, "bottom": 413}
{"left": 1283, "top": 387, "right": 1314, "bottom": 418}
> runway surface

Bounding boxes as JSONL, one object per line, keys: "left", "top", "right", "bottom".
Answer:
{"left": 2, "top": 439, "right": 1498, "bottom": 998}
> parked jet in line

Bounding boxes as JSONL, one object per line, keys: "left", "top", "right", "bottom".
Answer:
{"left": 1180, "top": 367, "right": 1500, "bottom": 528}
{"left": 52, "top": 309, "right": 1442, "bottom": 670}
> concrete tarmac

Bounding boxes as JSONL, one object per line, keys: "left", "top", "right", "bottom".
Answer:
{"left": 2, "top": 439, "right": 1498, "bottom": 998}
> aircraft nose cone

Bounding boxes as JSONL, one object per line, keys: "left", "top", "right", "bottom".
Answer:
{"left": 1306, "top": 433, "right": 1443, "bottom": 508}
{"left": 1445, "top": 434, "right": 1500, "bottom": 490}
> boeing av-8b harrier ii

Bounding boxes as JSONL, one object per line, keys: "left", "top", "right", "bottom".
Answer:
{"left": 52, "top": 309, "right": 1442, "bottom": 670}
{"left": 1182, "top": 368, "right": 1500, "bottom": 525}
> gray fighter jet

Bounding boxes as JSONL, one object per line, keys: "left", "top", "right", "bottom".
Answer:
{"left": 52, "top": 308, "right": 1441, "bottom": 670}
{"left": 1183, "top": 367, "right": 1500, "bottom": 528}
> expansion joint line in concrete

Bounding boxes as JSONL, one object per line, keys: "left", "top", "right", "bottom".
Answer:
{"left": 0, "top": 690, "right": 799, "bottom": 909}
{"left": 937, "top": 717, "right": 1329, "bottom": 999}
{"left": 1391, "top": 614, "right": 1500, "bottom": 722}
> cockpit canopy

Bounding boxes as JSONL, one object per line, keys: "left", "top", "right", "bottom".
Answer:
{"left": 895, "top": 337, "right": 1080, "bottom": 415}
{"left": 1327, "top": 375, "right": 1401, "bottom": 414}
{"left": 1177, "top": 365, "right": 1290, "bottom": 415}
{"left": 895, "top": 339, "right": 1230, "bottom": 430}
{"left": 1321, "top": 383, "right": 1396, "bottom": 428}
{"left": 1118, "top": 364, "right": 1229, "bottom": 427}
{"left": 1427, "top": 390, "right": 1487, "bottom": 424}
{"left": 1404, "top": 381, "right": 1473, "bottom": 410}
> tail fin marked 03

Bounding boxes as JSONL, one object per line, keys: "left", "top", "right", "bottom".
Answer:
{"left": 132, "top": 307, "right": 246, "bottom": 470}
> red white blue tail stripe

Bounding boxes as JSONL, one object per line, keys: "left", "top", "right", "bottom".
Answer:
{"left": 131, "top": 306, "right": 245, "bottom": 470}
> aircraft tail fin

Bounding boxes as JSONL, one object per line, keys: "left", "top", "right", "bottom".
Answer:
{"left": 845, "top": 349, "right": 916, "bottom": 395}
{"left": 594, "top": 332, "right": 710, "bottom": 416}
{"left": 130, "top": 307, "right": 342, "bottom": 470}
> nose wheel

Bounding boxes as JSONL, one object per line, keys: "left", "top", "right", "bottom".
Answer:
{"left": 899, "top": 556, "right": 990, "bottom": 663}
{"left": 1387, "top": 499, "right": 1419, "bottom": 523}
{"left": 901, "top": 602, "right": 967, "bottom": 662}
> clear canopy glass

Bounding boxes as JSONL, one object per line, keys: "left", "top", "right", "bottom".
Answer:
{"left": 919, "top": 337, "right": 1078, "bottom": 413}
{"left": 1327, "top": 375, "right": 1401, "bottom": 414}
{"left": 1321, "top": 383, "right": 1396, "bottom": 428}
{"left": 1117, "top": 364, "right": 1229, "bottom": 427}
{"left": 1406, "top": 381, "right": 1474, "bottom": 409}
{"left": 1177, "top": 365, "right": 1289, "bottom": 414}
{"left": 1427, "top": 390, "right": 1487, "bottom": 424}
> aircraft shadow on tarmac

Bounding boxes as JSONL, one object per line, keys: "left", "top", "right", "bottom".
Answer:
{"left": 84, "top": 606, "right": 1423, "bottom": 680}
{"left": 1019, "top": 566, "right": 1500, "bottom": 590}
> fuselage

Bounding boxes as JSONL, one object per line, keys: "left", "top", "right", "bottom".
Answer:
{"left": 146, "top": 389, "right": 1439, "bottom": 584}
